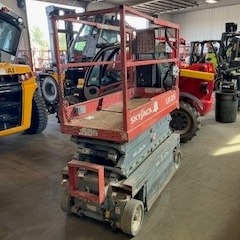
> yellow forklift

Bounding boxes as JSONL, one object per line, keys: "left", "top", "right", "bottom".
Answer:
{"left": 0, "top": 4, "right": 48, "bottom": 137}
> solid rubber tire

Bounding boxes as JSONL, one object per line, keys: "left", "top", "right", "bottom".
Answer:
{"left": 121, "top": 199, "right": 144, "bottom": 236}
{"left": 61, "top": 188, "right": 73, "bottom": 215}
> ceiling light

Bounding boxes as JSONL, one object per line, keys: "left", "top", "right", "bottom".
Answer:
{"left": 205, "top": 0, "right": 218, "bottom": 3}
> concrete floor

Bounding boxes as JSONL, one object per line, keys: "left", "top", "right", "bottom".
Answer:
{"left": 1, "top": 111, "right": 240, "bottom": 240}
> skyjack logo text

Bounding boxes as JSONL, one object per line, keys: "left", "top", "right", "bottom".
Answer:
{"left": 130, "top": 101, "right": 159, "bottom": 124}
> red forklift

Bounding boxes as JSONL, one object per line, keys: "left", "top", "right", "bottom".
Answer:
{"left": 171, "top": 39, "right": 221, "bottom": 143}
{"left": 154, "top": 36, "right": 215, "bottom": 142}
{"left": 172, "top": 23, "right": 240, "bottom": 143}
{"left": 52, "top": 5, "right": 181, "bottom": 236}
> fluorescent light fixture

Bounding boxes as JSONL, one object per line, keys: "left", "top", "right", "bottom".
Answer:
{"left": 205, "top": 0, "right": 218, "bottom": 3}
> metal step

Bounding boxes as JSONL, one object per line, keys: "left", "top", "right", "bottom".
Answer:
{"left": 68, "top": 160, "right": 105, "bottom": 204}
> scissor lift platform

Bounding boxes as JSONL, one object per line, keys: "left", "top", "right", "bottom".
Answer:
{"left": 62, "top": 89, "right": 179, "bottom": 142}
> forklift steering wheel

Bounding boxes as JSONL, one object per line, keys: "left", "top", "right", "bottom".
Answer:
{"left": 102, "top": 70, "right": 120, "bottom": 86}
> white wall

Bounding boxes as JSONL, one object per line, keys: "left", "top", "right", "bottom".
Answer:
{"left": 172, "top": 4, "right": 240, "bottom": 44}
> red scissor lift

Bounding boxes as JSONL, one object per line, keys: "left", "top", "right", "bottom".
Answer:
{"left": 53, "top": 5, "right": 181, "bottom": 236}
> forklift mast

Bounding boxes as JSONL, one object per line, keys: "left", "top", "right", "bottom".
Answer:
{"left": 221, "top": 22, "right": 239, "bottom": 44}
{"left": 220, "top": 23, "right": 240, "bottom": 59}
{"left": 46, "top": 5, "right": 76, "bottom": 66}
{"left": 46, "top": 5, "right": 120, "bottom": 65}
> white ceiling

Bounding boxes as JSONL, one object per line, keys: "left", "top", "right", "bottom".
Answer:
{"left": 34, "top": 0, "right": 240, "bottom": 14}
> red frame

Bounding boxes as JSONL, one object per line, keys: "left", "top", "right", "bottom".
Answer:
{"left": 52, "top": 5, "right": 180, "bottom": 143}
{"left": 68, "top": 160, "right": 105, "bottom": 204}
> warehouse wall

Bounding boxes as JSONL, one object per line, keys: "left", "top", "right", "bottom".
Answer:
{"left": 172, "top": 4, "right": 240, "bottom": 44}
{"left": 1, "top": 0, "right": 31, "bottom": 53}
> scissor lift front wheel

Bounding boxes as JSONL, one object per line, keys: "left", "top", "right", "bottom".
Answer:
{"left": 121, "top": 199, "right": 144, "bottom": 236}
{"left": 61, "top": 188, "right": 73, "bottom": 215}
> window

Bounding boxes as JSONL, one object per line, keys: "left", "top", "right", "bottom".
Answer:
{"left": 0, "top": 19, "right": 21, "bottom": 56}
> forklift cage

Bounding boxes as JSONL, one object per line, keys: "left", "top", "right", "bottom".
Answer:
{"left": 52, "top": 5, "right": 180, "bottom": 142}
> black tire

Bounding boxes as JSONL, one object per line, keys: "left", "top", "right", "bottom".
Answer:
{"left": 61, "top": 188, "right": 73, "bottom": 215}
{"left": 84, "top": 86, "right": 100, "bottom": 100}
{"left": 41, "top": 76, "right": 58, "bottom": 103}
{"left": 25, "top": 91, "right": 48, "bottom": 134}
{"left": 121, "top": 199, "right": 144, "bottom": 236}
{"left": 170, "top": 101, "right": 201, "bottom": 143}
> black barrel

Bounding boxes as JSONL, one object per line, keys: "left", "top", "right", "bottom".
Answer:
{"left": 215, "top": 90, "right": 239, "bottom": 123}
